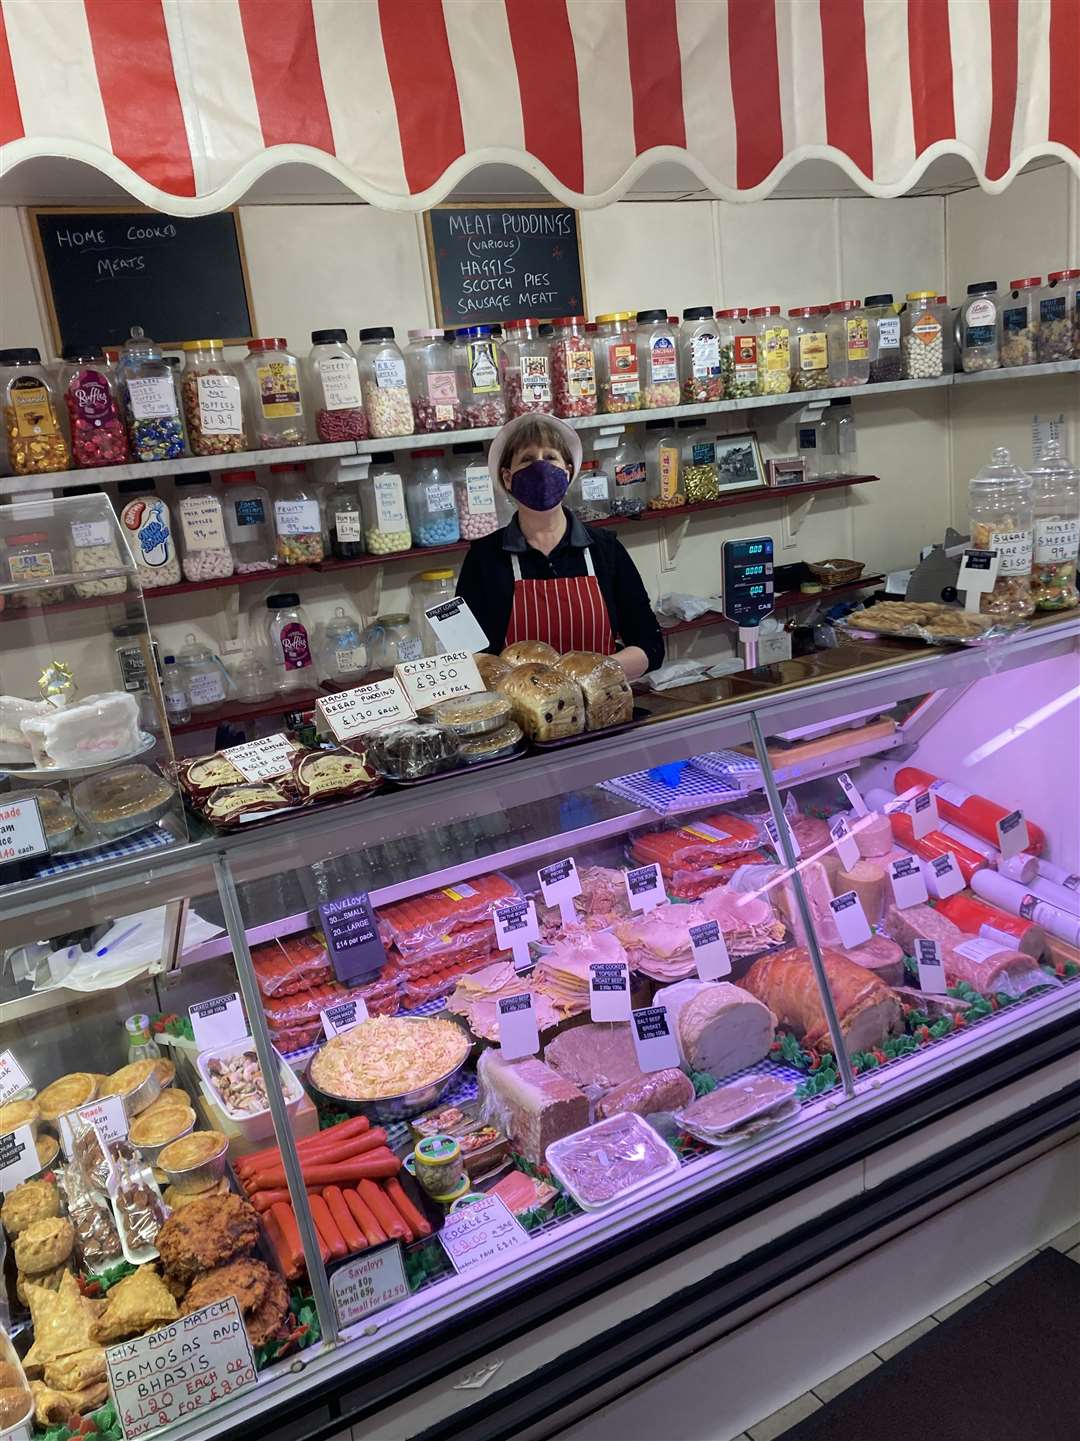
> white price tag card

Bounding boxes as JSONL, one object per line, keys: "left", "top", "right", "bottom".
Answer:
{"left": 423, "top": 596, "right": 488, "bottom": 653}
{"left": 925, "top": 851, "right": 964, "bottom": 899}
{"left": 624, "top": 863, "right": 665, "bottom": 913}
{"left": 830, "top": 816, "right": 861, "bottom": 871}
{"left": 837, "top": 772, "right": 869, "bottom": 817}
{"left": 0, "top": 1124, "right": 42, "bottom": 1193}
{"left": 331, "top": 1242, "right": 409, "bottom": 1329}
{"left": 764, "top": 813, "right": 802, "bottom": 859}
{"left": 538, "top": 857, "right": 582, "bottom": 928}
{"left": 631, "top": 1005, "right": 682, "bottom": 1073}
{"left": 0, "top": 795, "right": 47, "bottom": 865}
{"left": 688, "top": 920, "right": 731, "bottom": 980}
{"left": 889, "top": 855, "right": 929, "bottom": 909}
{"left": 317, "top": 677, "right": 415, "bottom": 742}
{"left": 588, "top": 960, "right": 631, "bottom": 1022}
{"left": 492, "top": 898, "right": 539, "bottom": 972}
{"left": 221, "top": 733, "right": 295, "bottom": 783}
{"left": 995, "top": 809, "right": 1030, "bottom": 859}
{"left": 189, "top": 993, "right": 246, "bottom": 1051}
{"left": 439, "top": 1193, "right": 530, "bottom": 1275}
{"left": 320, "top": 998, "right": 368, "bottom": 1039}
{"left": 911, "top": 789, "right": 940, "bottom": 840}
{"left": 394, "top": 650, "right": 485, "bottom": 710}
{"left": 958, "top": 549, "right": 1000, "bottom": 612}
{"left": 915, "top": 938, "right": 948, "bottom": 995}
{"left": 497, "top": 992, "right": 539, "bottom": 1059}
{"left": 107, "top": 1296, "right": 256, "bottom": 1439}
{"left": 59, "top": 1095, "right": 129, "bottom": 1158}
{"left": 828, "top": 890, "right": 873, "bottom": 948}
{"left": 0, "top": 1050, "right": 31, "bottom": 1105}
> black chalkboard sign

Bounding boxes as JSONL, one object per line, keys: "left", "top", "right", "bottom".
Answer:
{"left": 31, "top": 209, "right": 255, "bottom": 352}
{"left": 424, "top": 204, "right": 585, "bottom": 328}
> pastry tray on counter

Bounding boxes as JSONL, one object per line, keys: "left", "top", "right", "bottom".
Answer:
{"left": 531, "top": 706, "right": 651, "bottom": 751}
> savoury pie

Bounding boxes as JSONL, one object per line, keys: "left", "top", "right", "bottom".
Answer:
{"left": 1, "top": 1179, "right": 60, "bottom": 1236}
{"left": 35, "top": 1074, "right": 97, "bottom": 1124}
{"left": 14, "top": 1217, "right": 75, "bottom": 1275}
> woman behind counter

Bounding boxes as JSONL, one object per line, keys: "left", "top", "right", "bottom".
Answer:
{"left": 455, "top": 414, "right": 664, "bottom": 680}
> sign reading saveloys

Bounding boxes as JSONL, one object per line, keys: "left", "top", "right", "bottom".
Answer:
{"left": 425, "top": 206, "right": 584, "bottom": 327}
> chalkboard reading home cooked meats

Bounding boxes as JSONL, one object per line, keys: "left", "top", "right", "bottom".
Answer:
{"left": 425, "top": 206, "right": 584, "bottom": 327}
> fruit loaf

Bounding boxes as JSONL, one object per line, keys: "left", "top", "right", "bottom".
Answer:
{"left": 553, "top": 651, "right": 633, "bottom": 731}
{"left": 739, "top": 946, "right": 902, "bottom": 1054}
{"left": 477, "top": 1051, "right": 588, "bottom": 1163}
{"left": 654, "top": 979, "right": 776, "bottom": 1076}
{"left": 496, "top": 663, "right": 585, "bottom": 743}
{"left": 500, "top": 640, "right": 558, "bottom": 665}
{"left": 474, "top": 653, "right": 514, "bottom": 689}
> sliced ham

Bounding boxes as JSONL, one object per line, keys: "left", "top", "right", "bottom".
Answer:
{"left": 842, "top": 934, "right": 905, "bottom": 987}
{"left": 729, "top": 860, "right": 842, "bottom": 949}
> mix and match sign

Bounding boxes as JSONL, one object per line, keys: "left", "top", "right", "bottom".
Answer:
{"left": 438, "top": 1192, "right": 531, "bottom": 1274}
{"left": 631, "top": 1005, "right": 681, "bottom": 1072}
{"left": 394, "top": 651, "right": 484, "bottom": 710}
{"left": 188, "top": 993, "right": 246, "bottom": 1051}
{"left": 221, "top": 734, "right": 295, "bottom": 783}
{"left": 319, "top": 892, "right": 386, "bottom": 984}
{"left": 588, "top": 960, "right": 631, "bottom": 1022}
{"left": 0, "top": 795, "right": 47, "bottom": 864}
{"left": 330, "top": 1242, "right": 409, "bottom": 1329}
{"left": 316, "top": 677, "right": 415, "bottom": 742}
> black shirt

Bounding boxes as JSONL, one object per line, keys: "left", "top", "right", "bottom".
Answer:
{"left": 456, "top": 509, "right": 665, "bottom": 672}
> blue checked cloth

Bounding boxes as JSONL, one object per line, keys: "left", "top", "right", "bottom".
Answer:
{"left": 600, "top": 767, "right": 741, "bottom": 815}
{"left": 35, "top": 825, "right": 176, "bottom": 877}
{"left": 687, "top": 750, "right": 763, "bottom": 784}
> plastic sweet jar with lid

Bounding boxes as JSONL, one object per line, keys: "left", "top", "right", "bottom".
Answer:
{"left": 174, "top": 474, "right": 235, "bottom": 583}
{"left": 1036, "top": 270, "right": 1080, "bottom": 362}
{"left": 405, "top": 329, "right": 463, "bottom": 433}
{"left": 827, "top": 301, "right": 869, "bottom": 385}
{"left": 1028, "top": 439, "right": 1080, "bottom": 611}
{"left": 572, "top": 459, "right": 611, "bottom": 521}
{"left": 603, "top": 432, "right": 647, "bottom": 517}
{"left": 58, "top": 346, "right": 129, "bottom": 467}
{"left": 243, "top": 337, "right": 306, "bottom": 446}
{"left": 412, "top": 568, "right": 457, "bottom": 654}
{"left": 551, "top": 316, "right": 598, "bottom": 418}
{"left": 306, "top": 329, "right": 368, "bottom": 441}
{"left": 224, "top": 647, "right": 276, "bottom": 704}
{"left": 968, "top": 446, "right": 1035, "bottom": 618}
{"left": 752, "top": 307, "right": 791, "bottom": 395}
{"left": 363, "top": 612, "right": 423, "bottom": 670}
{"left": 113, "top": 327, "right": 188, "bottom": 461}
{"left": 220, "top": 469, "right": 276, "bottom": 573}
{"left": 901, "top": 292, "right": 946, "bottom": 378}
{"left": 594, "top": 313, "right": 641, "bottom": 413}
{"left": 717, "top": 309, "right": 759, "bottom": 398}
{"left": 680, "top": 418, "right": 718, "bottom": 501}
{"left": 452, "top": 443, "right": 504, "bottom": 539}
{"left": 178, "top": 633, "right": 229, "bottom": 711}
{"left": 265, "top": 593, "right": 316, "bottom": 691}
{"left": 503, "top": 319, "right": 553, "bottom": 417}
{"left": 181, "top": 339, "right": 246, "bottom": 455}
{"left": 678, "top": 306, "right": 722, "bottom": 402}
{"left": 407, "top": 450, "right": 460, "bottom": 546}
{"left": 0, "top": 348, "right": 71, "bottom": 475}
{"left": 788, "top": 307, "right": 832, "bottom": 390}
{"left": 117, "top": 480, "right": 181, "bottom": 587}
{"left": 797, "top": 413, "right": 825, "bottom": 479}
{"left": 1, "top": 525, "right": 68, "bottom": 606}
{"left": 644, "top": 419, "right": 683, "bottom": 510}
{"left": 324, "top": 472, "right": 364, "bottom": 560}
{"left": 864, "top": 295, "right": 902, "bottom": 382}
{"left": 635, "top": 310, "right": 680, "bottom": 408}
{"left": 66, "top": 486, "right": 127, "bottom": 598}
{"left": 959, "top": 282, "right": 1001, "bottom": 372}
{"left": 272, "top": 461, "right": 325, "bottom": 565}
{"left": 361, "top": 454, "right": 412, "bottom": 554}
{"left": 1000, "top": 278, "right": 1040, "bottom": 367}
{"left": 318, "top": 605, "right": 368, "bottom": 685}
{"left": 454, "top": 327, "right": 506, "bottom": 427}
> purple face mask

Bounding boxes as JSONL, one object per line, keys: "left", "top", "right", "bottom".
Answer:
{"left": 509, "top": 458, "right": 570, "bottom": 512}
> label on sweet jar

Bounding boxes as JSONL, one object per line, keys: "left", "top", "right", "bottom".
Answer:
{"left": 8, "top": 549, "right": 54, "bottom": 582}
{"left": 188, "top": 667, "right": 225, "bottom": 706}
{"left": 691, "top": 333, "right": 720, "bottom": 377}
{"left": 733, "top": 334, "right": 758, "bottom": 377}
{"left": 798, "top": 331, "right": 828, "bottom": 370}
{"left": 334, "top": 645, "right": 365, "bottom": 673}
{"left": 989, "top": 527, "right": 1033, "bottom": 575}
{"left": 845, "top": 317, "right": 869, "bottom": 361}
{"left": 877, "top": 316, "right": 901, "bottom": 350}
{"left": 692, "top": 440, "right": 716, "bottom": 465}
{"left": 648, "top": 334, "right": 678, "bottom": 383}
{"left": 1034, "top": 517, "right": 1080, "bottom": 563}
{"left": 374, "top": 475, "right": 407, "bottom": 530}
{"left": 913, "top": 318, "right": 942, "bottom": 345}
{"left": 614, "top": 460, "right": 646, "bottom": 488}
{"left": 465, "top": 467, "right": 496, "bottom": 515}
{"left": 521, "top": 354, "right": 551, "bottom": 403}
{"left": 426, "top": 370, "right": 459, "bottom": 405}
{"left": 233, "top": 496, "right": 266, "bottom": 527}
{"left": 764, "top": 326, "right": 790, "bottom": 370}
{"left": 256, "top": 360, "right": 302, "bottom": 417}
{"left": 1040, "top": 296, "right": 1066, "bottom": 324}
{"left": 424, "top": 482, "right": 454, "bottom": 514}
{"left": 68, "top": 369, "right": 113, "bottom": 425}
{"left": 564, "top": 345, "right": 596, "bottom": 397}
{"left": 123, "top": 498, "right": 173, "bottom": 569}
{"left": 373, "top": 354, "right": 407, "bottom": 390}
{"left": 335, "top": 509, "right": 363, "bottom": 542}
{"left": 1003, "top": 305, "right": 1030, "bottom": 334}
{"left": 658, "top": 446, "right": 679, "bottom": 499}
{"left": 320, "top": 356, "right": 362, "bottom": 410}
{"left": 71, "top": 520, "right": 112, "bottom": 548}
{"left": 466, "top": 342, "right": 500, "bottom": 394}
{"left": 964, "top": 298, "right": 997, "bottom": 345}
{"left": 10, "top": 378, "right": 59, "bottom": 437}
{"left": 127, "top": 375, "right": 177, "bottom": 420}
{"left": 279, "top": 620, "right": 313, "bottom": 671}
{"left": 607, "top": 341, "right": 639, "bottom": 395}
{"left": 274, "top": 498, "right": 320, "bottom": 535}
{"left": 581, "top": 472, "right": 608, "bottom": 501}
{"left": 179, "top": 495, "right": 227, "bottom": 551}
{"left": 196, "top": 374, "right": 243, "bottom": 434}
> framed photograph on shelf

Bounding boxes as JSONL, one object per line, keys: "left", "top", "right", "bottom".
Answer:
{"left": 715, "top": 432, "right": 767, "bottom": 492}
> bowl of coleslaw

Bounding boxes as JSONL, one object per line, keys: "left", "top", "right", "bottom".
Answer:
{"left": 305, "top": 1014, "right": 472, "bottom": 1121}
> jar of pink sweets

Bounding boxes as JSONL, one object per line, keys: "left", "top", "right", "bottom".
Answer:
{"left": 307, "top": 329, "right": 368, "bottom": 441}
{"left": 503, "top": 319, "right": 553, "bottom": 417}
{"left": 59, "top": 346, "right": 130, "bottom": 467}
{"left": 454, "top": 326, "right": 506, "bottom": 428}
{"left": 405, "top": 330, "right": 464, "bottom": 432}
{"left": 452, "top": 443, "right": 506, "bottom": 540}
{"left": 551, "top": 316, "right": 597, "bottom": 418}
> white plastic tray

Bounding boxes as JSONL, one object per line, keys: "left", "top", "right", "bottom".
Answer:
{"left": 545, "top": 1111, "right": 679, "bottom": 1211}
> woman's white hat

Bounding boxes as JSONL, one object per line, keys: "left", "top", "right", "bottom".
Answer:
{"left": 487, "top": 412, "right": 583, "bottom": 482}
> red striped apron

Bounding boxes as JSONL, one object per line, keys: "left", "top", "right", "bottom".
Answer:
{"left": 504, "top": 548, "right": 616, "bottom": 655}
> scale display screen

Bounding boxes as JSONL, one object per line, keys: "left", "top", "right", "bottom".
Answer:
{"left": 722, "top": 536, "right": 775, "bottom": 626}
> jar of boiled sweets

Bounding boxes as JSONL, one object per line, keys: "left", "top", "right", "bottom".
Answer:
{"left": 718, "top": 310, "right": 759, "bottom": 398}
{"left": 1028, "top": 439, "right": 1079, "bottom": 611}
{"left": 551, "top": 316, "right": 598, "bottom": 417}
{"left": 678, "top": 306, "right": 722, "bottom": 402}
{"left": 1000, "top": 278, "right": 1040, "bottom": 367}
{"left": 635, "top": 310, "right": 680, "bottom": 408}
{"left": 220, "top": 469, "right": 276, "bottom": 573}
{"left": 788, "top": 307, "right": 832, "bottom": 389}
{"left": 503, "top": 319, "right": 553, "bottom": 416}
{"left": 182, "top": 340, "right": 246, "bottom": 455}
{"left": 595, "top": 313, "right": 641, "bottom": 413}
{"left": 361, "top": 455, "right": 412, "bottom": 554}
{"left": 968, "top": 446, "right": 1034, "bottom": 618}
{"left": 358, "top": 327, "right": 414, "bottom": 439}
{"left": 827, "top": 301, "right": 869, "bottom": 385}
{"left": 455, "top": 327, "right": 506, "bottom": 427}
{"left": 272, "top": 461, "right": 325, "bottom": 564}
{"left": 960, "top": 282, "right": 1001, "bottom": 372}
{"left": 116, "top": 328, "right": 187, "bottom": 461}
{"left": 571, "top": 459, "right": 611, "bottom": 521}
{"left": 452, "top": 443, "right": 504, "bottom": 540}
{"left": 307, "top": 329, "right": 368, "bottom": 441}
{"left": 864, "top": 295, "right": 902, "bottom": 382}
{"left": 644, "top": 419, "right": 684, "bottom": 509}
{"left": 680, "top": 418, "right": 718, "bottom": 501}
{"left": 412, "top": 568, "right": 458, "bottom": 654}
{"left": 324, "top": 473, "right": 364, "bottom": 560}
{"left": 901, "top": 292, "right": 946, "bottom": 378}
{"left": 0, "top": 348, "right": 71, "bottom": 475}
{"left": 117, "top": 480, "right": 181, "bottom": 587}
{"left": 405, "top": 330, "right": 463, "bottom": 432}
{"left": 243, "top": 337, "right": 306, "bottom": 446}
{"left": 407, "top": 450, "right": 460, "bottom": 546}
{"left": 604, "top": 433, "right": 647, "bottom": 517}
{"left": 752, "top": 308, "right": 791, "bottom": 394}
{"left": 175, "top": 474, "right": 235, "bottom": 582}
{"left": 59, "top": 347, "right": 129, "bottom": 467}
{"left": 1036, "top": 270, "right": 1080, "bottom": 362}
{"left": 318, "top": 606, "right": 368, "bottom": 685}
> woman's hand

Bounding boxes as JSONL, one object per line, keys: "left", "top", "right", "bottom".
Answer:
{"left": 613, "top": 646, "right": 649, "bottom": 681}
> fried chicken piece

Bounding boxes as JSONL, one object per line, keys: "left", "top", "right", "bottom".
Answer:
{"left": 181, "top": 1258, "right": 271, "bottom": 1318}
{"left": 244, "top": 1271, "right": 289, "bottom": 1348}
{"left": 156, "top": 1193, "right": 259, "bottom": 1282}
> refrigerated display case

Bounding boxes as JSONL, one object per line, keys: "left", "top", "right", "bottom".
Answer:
{"left": 0, "top": 615, "right": 1077, "bottom": 1441}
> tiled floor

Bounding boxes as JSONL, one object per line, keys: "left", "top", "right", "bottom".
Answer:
{"left": 744, "top": 1226, "right": 1080, "bottom": 1441}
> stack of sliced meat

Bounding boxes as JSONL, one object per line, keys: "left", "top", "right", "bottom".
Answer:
{"left": 614, "top": 884, "right": 785, "bottom": 981}
{"left": 535, "top": 929, "right": 628, "bottom": 1014}
{"left": 252, "top": 932, "right": 402, "bottom": 1053}
{"left": 532, "top": 865, "right": 633, "bottom": 942}
{"left": 446, "top": 960, "right": 562, "bottom": 1042}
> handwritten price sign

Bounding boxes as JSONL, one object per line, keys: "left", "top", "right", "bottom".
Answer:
{"left": 438, "top": 1194, "right": 530, "bottom": 1275}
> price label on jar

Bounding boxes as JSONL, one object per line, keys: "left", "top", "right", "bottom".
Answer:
{"left": 689, "top": 920, "right": 731, "bottom": 981}
{"left": 995, "top": 809, "right": 1030, "bottom": 859}
{"left": 196, "top": 374, "right": 243, "bottom": 435}
{"left": 830, "top": 816, "right": 861, "bottom": 871}
{"left": 317, "top": 677, "right": 415, "bottom": 742}
{"left": 0, "top": 1050, "right": 31, "bottom": 1105}
{"left": 538, "top": 857, "right": 582, "bottom": 928}
{"left": 915, "top": 939, "right": 948, "bottom": 995}
{"left": 624, "top": 863, "right": 665, "bottom": 913}
{"left": 958, "top": 549, "right": 1000, "bottom": 612}
{"left": 828, "top": 890, "right": 873, "bottom": 948}
{"left": 889, "top": 855, "right": 928, "bottom": 909}
{"left": 423, "top": 596, "right": 488, "bottom": 654}
{"left": 588, "top": 960, "right": 631, "bottom": 1022}
{"left": 631, "top": 1005, "right": 681, "bottom": 1073}
{"left": 0, "top": 796, "right": 47, "bottom": 865}
{"left": 465, "top": 467, "right": 496, "bottom": 515}
{"left": 222, "top": 733, "right": 295, "bottom": 783}
{"left": 189, "top": 993, "right": 246, "bottom": 1051}
{"left": 497, "top": 992, "right": 539, "bottom": 1060}
{"left": 925, "top": 851, "right": 964, "bottom": 899}
{"left": 394, "top": 651, "right": 484, "bottom": 709}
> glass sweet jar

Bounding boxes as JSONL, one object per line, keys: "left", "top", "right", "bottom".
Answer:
{"left": 1000, "top": 278, "right": 1040, "bottom": 368}
{"left": 407, "top": 450, "right": 460, "bottom": 546}
{"left": 360, "top": 327, "right": 414, "bottom": 439}
{"left": 175, "top": 474, "right": 235, "bottom": 582}
{"left": 0, "top": 348, "right": 71, "bottom": 475}
{"left": 551, "top": 316, "right": 598, "bottom": 418}
{"left": 361, "top": 456, "right": 412, "bottom": 554}
{"left": 405, "top": 329, "right": 463, "bottom": 433}
{"left": 243, "top": 337, "right": 306, "bottom": 446}
{"left": 636, "top": 310, "right": 680, "bottom": 408}
{"left": 968, "top": 446, "right": 1035, "bottom": 618}
{"left": 901, "top": 292, "right": 946, "bottom": 379}
{"left": 959, "top": 282, "right": 1001, "bottom": 373}
{"left": 679, "top": 306, "right": 723, "bottom": 403}
{"left": 307, "top": 329, "right": 368, "bottom": 441}
{"left": 116, "top": 327, "right": 187, "bottom": 461}
{"left": 59, "top": 346, "right": 129, "bottom": 467}
{"left": 117, "top": 480, "right": 181, "bottom": 587}
{"left": 455, "top": 326, "right": 506, "bottom": 428}
{"left": 595, "top": 313, "right": 641, "bottom": 413}
{"left": 452, "top": 443, "right": 504, "bottom": 540}
{"left": 503, "top": 319, "right": 553, "bottom": 416}
{"left": 272, "top": 462, "right": 325, "bottom": 565}
{"left": 318, "top": 606, "right": 368, "bottom": 685}
{"left": 1028, "top": 439, "right": 1080, "bottom": 611}
{"left": 265, "top": 592, "right": 317, "bottom": 691}
{"left": 220, "top": 468, "right": 276, "bottom": 574}
{"left": 718, "top": 309, "right": 759, "bottom": 399}
{"left": 362, "top": 612, "right": 423, "bottom": 670}
{"left": 181, "top": 339, "right": 246, "bottom": 455}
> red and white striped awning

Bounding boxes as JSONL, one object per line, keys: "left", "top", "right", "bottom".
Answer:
{"left": 1, "top": 0, "right": 1077, "bottom": 213}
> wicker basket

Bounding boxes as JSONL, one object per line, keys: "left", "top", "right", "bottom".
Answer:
{"left": 808, "top": 558, "right": 864, "bottom": 587}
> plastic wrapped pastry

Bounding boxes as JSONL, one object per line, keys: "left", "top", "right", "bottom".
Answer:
{"left": 362, "top": 721, "right": 462, "bottom": 780}
{"left": 474, "top": 653, "right": 514, "bottom": 690}
{"left": 20, "top": 692, "right": 141, "bottom": 769}
{"left": 496, "top": 663, "right": 584, "bottom": 742}
{"left": 500, "top": 640, "right": 558, "bottom": 665}
{"left": 554, "top": 651, "right": 633, "bottom": 730}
